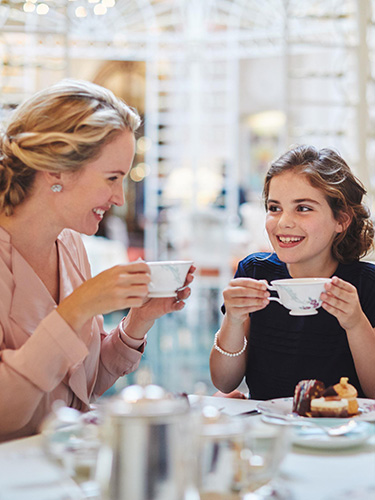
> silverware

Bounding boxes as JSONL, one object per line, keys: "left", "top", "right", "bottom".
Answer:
{"left": 260, "top": 412, "right": 359, "bottom": 437}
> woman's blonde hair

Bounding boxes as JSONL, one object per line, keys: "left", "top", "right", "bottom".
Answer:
{"left": 0, "top": 79, "right": 141, "bottom": 215}
{"left": 263, "top": 145, "right": 374, "bottom": 263}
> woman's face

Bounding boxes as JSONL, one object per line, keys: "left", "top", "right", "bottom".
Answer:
{"left": 265, "top": 171, "right": 344, "bottom": 276}
{"left": 58, "top": 129, "right": 135, "bottom": 235}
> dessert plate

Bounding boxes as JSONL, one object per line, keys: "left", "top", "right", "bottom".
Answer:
{"left": 257, "top": 397, "right": 375, "bottom": 422}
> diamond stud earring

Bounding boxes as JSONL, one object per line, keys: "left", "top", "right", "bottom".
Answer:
{"left": 51, "top": 184, "right": 63, "bottom": 193}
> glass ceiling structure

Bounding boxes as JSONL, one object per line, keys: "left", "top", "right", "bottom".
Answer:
{"left": 0, "top": 0, "right": 374, "bottom": 261}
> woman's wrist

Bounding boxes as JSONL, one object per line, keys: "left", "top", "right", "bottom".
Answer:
{"left": 122, "top": 309, "right": 154, "bottom": 340}
{"left": 57, "top": 294, "right": 92, "bottom": 332}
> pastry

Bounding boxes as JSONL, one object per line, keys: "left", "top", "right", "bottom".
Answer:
{"left": 292, "top": 379, "right": 325, "bottom": 416}
{"left": 333, "top": 377, "right": 359, "bottom": 415}
{"left": 292, "top": 377, "right": 359, "bottom": 418}
{"left": 310, "top": 396, "right": 349, "bottom": 417}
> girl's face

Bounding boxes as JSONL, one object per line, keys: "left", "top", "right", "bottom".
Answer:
{"left": 265, "top": 171, "right": 344, "bottom": 277}
{"left": 57, "top": 129, "right": 135, "bottom": 235}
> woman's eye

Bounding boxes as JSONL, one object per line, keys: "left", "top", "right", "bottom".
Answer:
{"left": 108, "top": 176, "right": 118, "bottom": 182}
{"left": 297, "top": 205, "right": 312, "bottom": 212}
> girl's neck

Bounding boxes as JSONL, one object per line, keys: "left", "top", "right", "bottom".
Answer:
{"left": 287, "top": 258, "right": 339, "bottom": 279}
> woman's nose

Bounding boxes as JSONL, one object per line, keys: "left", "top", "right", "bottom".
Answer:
{"left": 111, "top": 184, "right": 125, "bottom": 206}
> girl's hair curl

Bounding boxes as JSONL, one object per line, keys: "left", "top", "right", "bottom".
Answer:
{"left": 263, "top": 145, "right": 374, "bottom": 263}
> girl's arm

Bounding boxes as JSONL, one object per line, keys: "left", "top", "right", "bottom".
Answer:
{"left": 210, "top": 314, "right": 250, "bottom": 393}
{"left": 321, "top": 277, "right": 375, "bottom": 398}
{"left": 210, "top": 277, "right": 269, "bottom": 394}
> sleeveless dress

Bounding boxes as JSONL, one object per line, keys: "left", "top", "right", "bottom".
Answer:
{"left": 230, "top": 252, "right": 375, "bottom": 399}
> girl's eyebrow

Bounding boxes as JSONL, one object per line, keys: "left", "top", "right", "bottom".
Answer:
{"left": 267, "top": 198, "right": 321, "bottom": 205}
{"left": 294, "top": 198, "right": 321, "bottom": 205}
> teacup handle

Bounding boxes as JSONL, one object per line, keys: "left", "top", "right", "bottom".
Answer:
{"left": 263, "top": 281, "right": 282, "bottom": 305}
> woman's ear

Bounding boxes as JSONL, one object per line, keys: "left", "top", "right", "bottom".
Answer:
{"left": 43, "top": 171, "right": 62, "bottom": 182}
{"left": 336, "top": 211, "right": 352, "bottom": 233}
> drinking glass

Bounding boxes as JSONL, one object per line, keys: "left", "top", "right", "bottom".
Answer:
{"left": 239, "top": 420, "right": 291, "bottom": 500}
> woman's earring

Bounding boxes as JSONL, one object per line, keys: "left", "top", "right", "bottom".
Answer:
{"left": 51, "top": 184, "right": 63, "bottom": 193}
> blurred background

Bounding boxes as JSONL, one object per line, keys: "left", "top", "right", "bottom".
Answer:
{"left": 1, "top": 0, "right": 375, "bottom": 395}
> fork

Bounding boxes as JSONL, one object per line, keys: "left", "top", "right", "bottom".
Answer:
{"left": 261, "top": 413, "right": 358, "bottom": 437}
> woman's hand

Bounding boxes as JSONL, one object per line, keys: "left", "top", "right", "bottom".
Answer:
{"left": 321, "top": 276, "right": 365, "bottom": 330}
{"left": 57, "top": 261, "right": 151, "bottom": 331}
{"left": 122, "top": 264, "right": 196, "bottom": 339}
{"left": 223, "top": 277, "right": 270, "bottom": 324}
{"left": 131, "top": 264, "right": 196, "bottom": 322}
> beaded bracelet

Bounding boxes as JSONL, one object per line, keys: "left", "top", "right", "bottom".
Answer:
{"left": 213, "top": 331, "right": 248, "bottom": 357}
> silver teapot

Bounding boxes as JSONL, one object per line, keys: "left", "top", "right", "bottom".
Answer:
{"left": 95, "top": 384, "right": 197, "bottom": 500}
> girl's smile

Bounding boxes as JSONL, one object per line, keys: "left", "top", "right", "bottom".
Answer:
{"left": 265, "top": 171, "right": 344, "bottom": 277}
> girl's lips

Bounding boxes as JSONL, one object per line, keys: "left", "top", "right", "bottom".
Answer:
{"left": 276, "top": 235, "right": 305, "bottom": 248}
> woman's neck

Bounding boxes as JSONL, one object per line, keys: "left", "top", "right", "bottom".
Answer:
{"left": 0, "top": 203, "right": 61, "bottom": 262}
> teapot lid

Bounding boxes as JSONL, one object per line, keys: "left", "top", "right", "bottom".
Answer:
{"left": 105, "top": 384, "right": 190, "bottom": 417}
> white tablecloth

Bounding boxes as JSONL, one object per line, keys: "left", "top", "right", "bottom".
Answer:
{"left": 0, "top": 396, "right": 374, "bottom": 500}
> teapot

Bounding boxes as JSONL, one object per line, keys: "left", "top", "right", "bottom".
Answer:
{"left": 95, "top": 384, "right": 197, "bottom": 500}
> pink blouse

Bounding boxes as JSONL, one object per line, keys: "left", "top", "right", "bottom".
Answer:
{"left": 0, "top": 227, "right": 145, "bottom": 442}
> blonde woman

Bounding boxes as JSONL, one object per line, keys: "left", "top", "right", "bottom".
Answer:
{"left": 0, "top": 79, "right": 194, "bottom": 442}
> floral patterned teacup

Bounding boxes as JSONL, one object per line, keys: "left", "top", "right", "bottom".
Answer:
{"left": 147, "top": 260, "right": 193, "bottom": 298}
{"left": 266, "top": 278, "right": 331, "bottom": 316}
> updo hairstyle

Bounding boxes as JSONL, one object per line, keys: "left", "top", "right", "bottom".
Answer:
{"left": 0, "top": 79, "right": 141, "bottom": 215}
{"left": 263, "top": 145, "right": 374, "bottom": 263}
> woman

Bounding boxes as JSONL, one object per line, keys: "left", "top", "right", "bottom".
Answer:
{"left": 210, "top": 145, "right": 375, "bottom": 400}
{"left": 0, "top": 79, "right": 194, "bottom": 442}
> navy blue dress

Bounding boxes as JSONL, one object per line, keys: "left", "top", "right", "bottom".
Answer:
{"left": 230, "top": 253, "right": 375, "bottom": 400}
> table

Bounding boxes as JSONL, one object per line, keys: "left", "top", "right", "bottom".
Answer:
{"left": 190, "top": 396, "right": 375, "bottom": 500}
{"left": 0, "top": 396, "right": 374, "bottom": 500}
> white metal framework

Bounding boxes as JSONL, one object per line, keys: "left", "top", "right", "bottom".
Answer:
{"left": 0, "top": 0, "right": 374, "bottom": 262}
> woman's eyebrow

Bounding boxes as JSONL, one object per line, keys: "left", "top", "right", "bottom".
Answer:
{"left": 109, "top": 170, "right": 127, "bottom": 176}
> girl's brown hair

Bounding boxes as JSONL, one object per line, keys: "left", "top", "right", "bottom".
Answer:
{"left": 0, "top": 79, "right": 141, "bottom": 216}
{"left": 263, "top": 145, "right": 374, "bottom": 263}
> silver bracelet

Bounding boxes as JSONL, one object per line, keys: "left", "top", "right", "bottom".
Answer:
{"left": 213, "top": 331, "right": 248, "bottom": 357}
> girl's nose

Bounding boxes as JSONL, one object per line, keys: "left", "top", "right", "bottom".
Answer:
{"left": 279, "top": 211, "right": 295, "bottom": 228}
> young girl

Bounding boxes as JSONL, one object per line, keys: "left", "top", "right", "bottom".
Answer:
{"left": 210, "top": 145, "right": 375, "bottom": 400}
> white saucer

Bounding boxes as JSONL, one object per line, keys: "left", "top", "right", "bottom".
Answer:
{"left": 292, "top": 421, "right": 373, "bottom": 449}
{"left": 148, "top": 291, "right": 177, "bottom": 298}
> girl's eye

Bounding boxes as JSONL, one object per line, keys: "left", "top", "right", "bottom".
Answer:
{"left": 108, "top": 176, "right": 119, "bottom": 182}
{"left": 297, "top": 205, "right": 312, "bottom": 212}
{"left": 267, "top": 204, "right": 280, "bottom": 213}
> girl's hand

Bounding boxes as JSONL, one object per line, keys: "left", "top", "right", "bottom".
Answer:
{"left": 223, "top": 277, "right": 270, "bottom": 324}
{"left": 321, "top": 276, "right": 364, "bottom": 330}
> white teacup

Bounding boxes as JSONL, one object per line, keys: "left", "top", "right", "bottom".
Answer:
{"left": 147, "top": 260, "right": 193, "bottom": 298}
{"left": 266, "top": 278, "right": 331, "bottom": 316}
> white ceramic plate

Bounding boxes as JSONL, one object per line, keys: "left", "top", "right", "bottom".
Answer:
{"left": 257, "top": 397, "right": 375, "bottom": 422}
{"left": 291, "top": 421, "right": 373, "bottom": 449}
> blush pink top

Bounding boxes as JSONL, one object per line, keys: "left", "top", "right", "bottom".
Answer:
{"left": 0, "top": 227, "right": 146, "bottom": 442}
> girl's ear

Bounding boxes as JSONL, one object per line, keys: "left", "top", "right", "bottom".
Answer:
{"left": 336, "top": 211, "right": 352, "bottom": 233}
